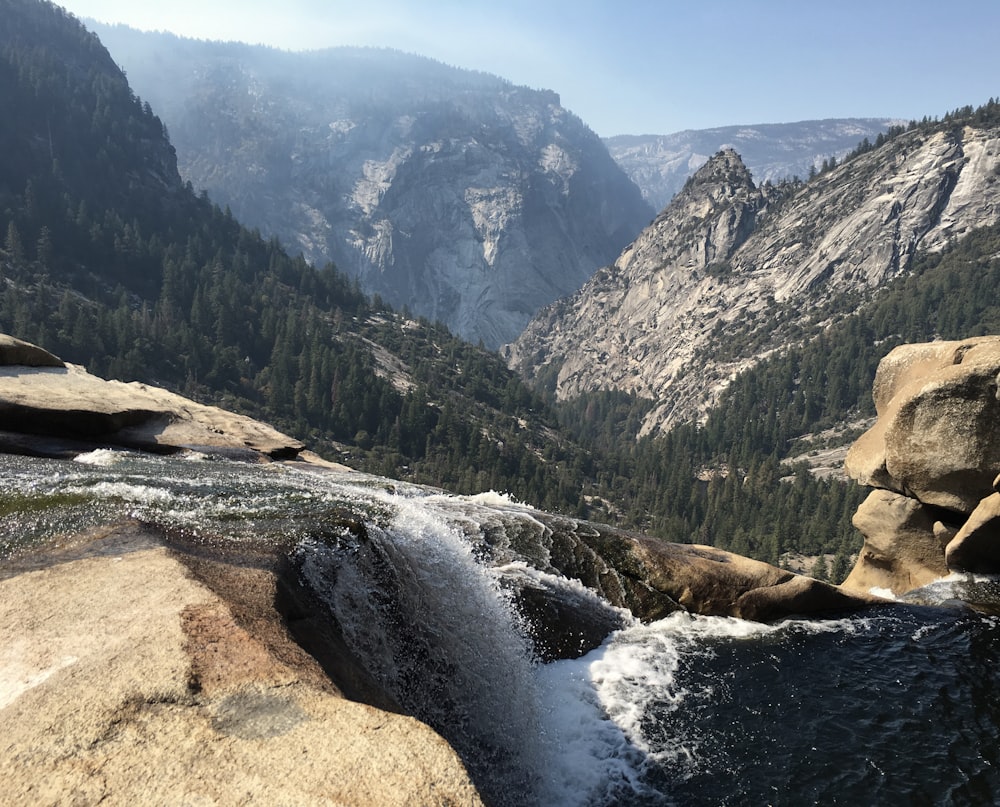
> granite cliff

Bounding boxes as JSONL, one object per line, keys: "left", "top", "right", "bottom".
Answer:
{"left": 507, "top": 119, "right": 1000, "bottom": 435}
{"left": 91, "top": 27, "right": 653, "bottom": 349}
{"left": 605, "top": 118, "right": 899, "bottom": 211}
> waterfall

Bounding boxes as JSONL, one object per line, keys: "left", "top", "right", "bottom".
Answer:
{"left": 296, "top": 487, "right": 548, "bottom": 805}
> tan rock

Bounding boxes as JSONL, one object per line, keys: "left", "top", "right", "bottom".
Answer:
{"left": 0, "top": 528, "right": 482, "bottom": 806}
{"left": 945, "top": 492, "right": 1000, "bottom": 573}
{"left": 846, "top": 336, "right": 1000, "bottom": 513}
{"left": 0, "top": 334, "right": 63, "bottom": 367}
{"left": 0, "top": 359, "right": 304, "bottom": 460}
{"left": 840, "top": 490, "right": 950, "bottom": 596}
{"left": 629, "top": 539, "right": 878, "bottom": 621}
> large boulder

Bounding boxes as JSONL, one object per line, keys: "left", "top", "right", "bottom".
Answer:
{"left": 840, "top": 490, "right": 950, "bottom": 595}
{"left": 629, "top": 539, "right": 877, "bottom": 621}
{"left": 844, "top": 337, "right": 1000, "bottom": 594}
{"left": 0, "top": 335, "right": 305, "bottom": 461}
{"left": 0, "top": 523, "right": 483, "bottom": 806}
{"left": 944, "top": 491, "right": 1000, "bottom": 573}
{"left": 522, "top": 515, "right": 878, "bottom": 625}
{"left": 846, "top": 337, "right": 1000, "bottom": 514}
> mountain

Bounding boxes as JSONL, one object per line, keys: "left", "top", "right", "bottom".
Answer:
{"left": 605, "top": 118, "right": 901, "bottom": 212}
{"left": 87, "top": 25, "right": 653, "bottom": 349}
{"left": 507, "top": 110, "right": 1000, "bottom": 437}
{"left": 0, "top": 0, "right": 608, "bottom": 517}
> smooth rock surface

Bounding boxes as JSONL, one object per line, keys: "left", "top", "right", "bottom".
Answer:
{"left": 840, "top": 490, "right": 950, "bottom": 596}
{"left": 945, "top": 493, "right": 1000, "bottom": 573}
{"left": 629, "top": 538, "right": 879, "bottom": 621}
{"left": 846, "top": 337, "right": 1000, "bottom": 513}
{"left": 0, "top": 334, "right": 63, "bottom": 367}
{"left": 0, "top": 338, "right": 305, "bottom": 461}
{"left": 0, "top": 527, "right": 482, "bottom": 806}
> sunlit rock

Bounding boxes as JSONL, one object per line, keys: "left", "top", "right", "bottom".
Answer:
{"left": 840, "top": 490, "right": 949, "bottom": 596}
{"left": 0, "top": 334, "right": 304, "bottom": 461}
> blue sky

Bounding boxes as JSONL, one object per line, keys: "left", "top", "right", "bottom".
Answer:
{"left": 57, "top": 0, "right": 1000, "bottom": 137}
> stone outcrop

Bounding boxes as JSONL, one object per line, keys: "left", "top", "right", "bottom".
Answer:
{"left": 0, "top": 523, "right": 482, "bottom": 806}
{"left": 846, "top": 336, "right": 1000, "bottom": 513}
{"left": 0, "top": 335, "right": 306, "bottom": 461}
{"left": 843, "top": 338, "right": 1000, "bottom": 594}
{"left": 509, "top": 124, "right": 1000, "bottom": 435}
{"left": 525, "top": 513, "right": 877, "bottom": 627}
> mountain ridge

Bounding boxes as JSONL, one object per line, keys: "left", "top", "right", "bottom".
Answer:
{"left": 88, "top": 24, "right": 653, "bottom": 349}
{"left": 507, "top": 111, "right": 1000, "bottom": 435}
{"left": 605, "top": 117, "right": 902, "bottom": 211}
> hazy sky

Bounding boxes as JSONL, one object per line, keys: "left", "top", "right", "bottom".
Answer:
{"left": 56, "top": 0, "right": 1000, "bottom": 137}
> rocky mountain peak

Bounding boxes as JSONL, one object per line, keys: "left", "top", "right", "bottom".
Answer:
{"left": 508, "top": 119, "right": 1000, "bottom": 434}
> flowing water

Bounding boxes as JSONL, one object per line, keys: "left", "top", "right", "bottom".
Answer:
{"left": 3, "top": 450, "right": 1000, "bottom": 806}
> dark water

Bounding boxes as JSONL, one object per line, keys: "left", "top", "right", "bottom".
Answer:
{"left": 3, "top": 451, "right": 1000, "bottom": 806}
{"left": 614, "top": 608, "right": 1000, "bottom": 806}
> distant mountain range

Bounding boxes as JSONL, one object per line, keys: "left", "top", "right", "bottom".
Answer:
{"left": 90, "top": 24, "right": 653, "bottom": 349}
{"left": 605, "top": 119, "right": 902, "bottom": 212}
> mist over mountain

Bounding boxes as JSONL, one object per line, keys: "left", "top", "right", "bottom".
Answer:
{"left": 605, "top": 118, "right": 900, "bottom": 212}
{"left": 89, "top": 24, "right": 653, "bottom": 349}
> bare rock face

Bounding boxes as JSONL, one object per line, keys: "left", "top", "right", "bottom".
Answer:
{"left": 0, "top": 335, "right": 305, "bottom": 461}
{"left": 90, "top": 29, "right": 653, "bottom": 350}
{"left": 605, "top": 118, "right": 899, "bottom": 212}
{"left": 0, "top": 525, "right": 482, "bottom": 806}
{"left": 843, "top": 338, "right": 1000, "bottom": 595}
{"left": 841, "top": 490, "right": 949, "bottom": 595}
{"left": 509, "top": 125, "right": 1000, "bottom": 434}
{"left": 846, "top": 337, "right": 1000, "bottom": 513}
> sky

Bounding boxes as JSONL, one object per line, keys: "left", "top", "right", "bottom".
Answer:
{"left": 55, "top": 0, "right": 1000, "bottom": 137}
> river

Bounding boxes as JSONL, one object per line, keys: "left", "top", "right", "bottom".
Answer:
{"left": 2, "top": 450, "right": 998, "bottom": 806}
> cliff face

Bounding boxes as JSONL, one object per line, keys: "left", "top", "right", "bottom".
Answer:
{"left": 91, "top": 29, "right": 653, "bottom": 348}
{"left": 507, "top": 123, "right": 1000, "bottom": 434}
{"left": 605, "top": 118, "right": 900, "bottom": 211}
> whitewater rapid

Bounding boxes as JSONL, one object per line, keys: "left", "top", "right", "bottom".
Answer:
{"left": 3, "top": 451, "right": 1000, "bottom": 806}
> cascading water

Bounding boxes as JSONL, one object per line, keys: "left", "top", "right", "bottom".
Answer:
{"left": 4, "top": 451, "right": 1000, "bottom": 806}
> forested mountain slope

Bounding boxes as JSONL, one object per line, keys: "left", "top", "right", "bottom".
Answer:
{"left": 508, "top": 109, "right": 1000, "bottom": 436}
{"left": 0, "top": 0, "right": 598, "bottom": 513}
{"left": 88, "top": 24, "right": 653, "bottom": 349}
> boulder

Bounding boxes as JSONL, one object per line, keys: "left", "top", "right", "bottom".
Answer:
{"left": 0, "top": 334, "right": 63, "bottom": 367}
{"left": 0, "top": 335, "right": 305, "bottom": 461}
{"left": 846, "top": 337, "right": 1000, "bottom": 514}
{"left": 840, "top": 490, "right": 950, "bottom": 596}
{"left": 531, "top": 515, "right": 877, "bottom": 625}
{"left": 945, "top": 492, "right": 1000, "bottom": 573}
{"left": 628, "top": 539, "right": 878, "bottom": 621}
{"left": 0, "top": 523, "right": 482, "bottom": 806}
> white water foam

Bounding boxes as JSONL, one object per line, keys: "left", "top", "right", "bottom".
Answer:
{"left": 72, "top": 448, "right": 127, "bottom": 467}
{"left": 534, "top": 611, "right": 872, "bottom": 805}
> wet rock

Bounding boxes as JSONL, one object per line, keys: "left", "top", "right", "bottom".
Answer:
{"left": 629, "top": 539, "right": 877, "bottom": 621}
{"left": 0, "top": 525, "right": 482, "bottom": 806}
